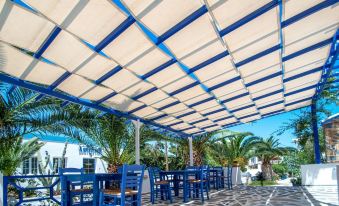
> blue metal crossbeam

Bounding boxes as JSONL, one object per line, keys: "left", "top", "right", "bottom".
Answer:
{"left": 245, "top": 71, "right": 282, "bottom": 87}
{"left": 94, "top": 16, "right": 135, "bottom": 52}
{"left": 238, "top": 112, "right": 260, "bottom": 120}
{"left": 95, "top": 66, "right": 123, "bottom": 85}
{"left": 257, "top": 100, "right": 284, "bottom": 110}
{"left": 0, "top": 73, "right": 187, "bottom": 136}
{"left": 219, "top": 0, "right": 279, "bottom": 37}
{"left": 156, "top": 5, "right": 208, "bottom": 44}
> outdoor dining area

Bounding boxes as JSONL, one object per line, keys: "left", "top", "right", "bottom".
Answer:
{"left": 52, "top": 165, "right": 232, "bottom": 205}
{"left": 0, "top": 0, "right": 339, "bottom": 205}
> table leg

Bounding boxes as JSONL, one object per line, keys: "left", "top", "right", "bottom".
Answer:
{"left": 93, "top": 178, "right": 98, "bottom": 206}
{"left": 183, "top": 173, "right": 187, "bottom": 203}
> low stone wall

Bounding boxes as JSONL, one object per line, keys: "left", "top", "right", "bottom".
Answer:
{"left": 301, "top": 163, "right": 338, "bottom": 186}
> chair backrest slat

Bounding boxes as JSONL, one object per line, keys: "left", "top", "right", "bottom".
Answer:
{"left": 120, "top": 164, "right": 145, "bottom": 206}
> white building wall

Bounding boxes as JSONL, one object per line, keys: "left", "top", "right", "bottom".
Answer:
{"left": 18, "top": 140, "right": 107, "bottom": 175}
{"left": 301, "top": 163, "right": 338, "bottom": 186}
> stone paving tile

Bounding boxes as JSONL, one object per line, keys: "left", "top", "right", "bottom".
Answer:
{"left": 142, "top": 186, "right": 338, "bottom": 206}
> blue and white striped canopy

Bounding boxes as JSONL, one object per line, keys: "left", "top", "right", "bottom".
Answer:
{"left": 0, "top": 0, "right": 338, "bottom": 136}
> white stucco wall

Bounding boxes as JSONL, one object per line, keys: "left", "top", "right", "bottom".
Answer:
{"left": 18, "top": 140, "right": 107, "bottom": 175}
{"left": 301, "top": 163, "right": 338, "bottom": 186}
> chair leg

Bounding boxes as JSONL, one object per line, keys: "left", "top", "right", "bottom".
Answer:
{"left": 200, "top": 184, "right": 204, "bottom": 202}
{"left": 99, "top": 192, "right": 103, "bottom": 206}
{"left": 168, "top": 185, "right": 172, "bottom": 203}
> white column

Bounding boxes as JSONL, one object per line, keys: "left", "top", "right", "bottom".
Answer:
{"left": 188, "top": 136, "right": 193, "bottom": 166}
{"left": 132, "top": 119, "right": 142, "bottom": 165}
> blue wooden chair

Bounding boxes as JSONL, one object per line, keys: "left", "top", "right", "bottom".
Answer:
{"left": 186, "top": 166, "right": 209, "bottom": 202}
{"left": 99, "top": 164, "right": 145, "bottom": 206}
{"left": 148, "top": 167, "right": 172, "bottom": 204}
{"left": 210, "top": 166, "right": 223, "bottom": 190}
{"left": 59, "top": 168, "right": 93, "bottom": 206}
{"left": 221, "top": 166, "right": 233, "bottom": 190}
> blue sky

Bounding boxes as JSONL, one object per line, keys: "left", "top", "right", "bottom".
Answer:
{"left": 229, "top": 104, "right": 339, "bottom": 147}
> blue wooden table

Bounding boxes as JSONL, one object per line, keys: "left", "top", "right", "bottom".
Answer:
{"left": 160, "top": 170, "right": 200, "bottom": 203}
{"left": 60, "top": 173, "right": 121, "bottom": 206}
{"left": 160, "top": 168, "right": 224, "bottom": 202}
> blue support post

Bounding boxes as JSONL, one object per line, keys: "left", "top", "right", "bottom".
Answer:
{"left": 3, "top": 176, "right": 8, "bottom": 206}
{"left": 311, "top": 101, "right": 321, "bottom": 164}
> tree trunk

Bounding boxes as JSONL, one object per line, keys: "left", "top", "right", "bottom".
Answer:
{"left": 261, "top": 162, "right": 273, "bottom": 180}
{"left": 165, "top": 141, "right": 169, "bottom": 171}
{"left": 193, "top": 150, "right": 203, "bottom": 166}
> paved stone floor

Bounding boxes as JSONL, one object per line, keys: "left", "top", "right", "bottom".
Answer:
{"left": 142, "top": 186, "right": 338, "bottom": 206}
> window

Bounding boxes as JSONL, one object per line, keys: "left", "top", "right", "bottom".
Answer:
{"left": 22, "top": 159, "right": 30, "bottom": 174}
{"left": 53, "top": 157, "right": 67, "bottom": 174}
{"left": 83, "top": 158, "right": 95, "bottom": 174}
{"left": 22, "top": 157, "right": 38, "bottom": 174}
{"left": 31, "top": 157, "right": 38, "bottom": 174}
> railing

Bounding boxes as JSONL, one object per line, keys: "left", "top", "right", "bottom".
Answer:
{"left": 3, "top": 174, "right": 61, "bottom": 206}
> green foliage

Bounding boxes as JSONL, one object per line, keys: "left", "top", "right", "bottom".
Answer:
{"left": 249, "top": 180, "right": 276, "bottom": 186}
{"left": 275, "top": 77, "right": 338, "bottom": 163}
{"left": 208, "top": 131, "right": 260, "bottom": 168}
{"left": 255, "top": 136, "right": 295, "bottom": 180}
{"left": 0, "top": 137, "right": 44, "bottom": 175}
{"left": 0, "top": 83, "right": 87, "bottom": 175}
{"left": 272, "top": 164, "right": 287, "bottom": 177}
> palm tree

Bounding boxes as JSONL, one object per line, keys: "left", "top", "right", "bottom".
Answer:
{"left": 0, "top": 83, "right": 85, "bottom": 175}
{"left": 0, "top": 137, "right": 44, "bottom": 176}
{"left": 209, "top": 131, "right": 259, "bottom": 170}
{"left": 62, "top": 108, "right": 165, "bottom": 173}
{"left": 255, "top": 136, "right": 295, "bottom": 180}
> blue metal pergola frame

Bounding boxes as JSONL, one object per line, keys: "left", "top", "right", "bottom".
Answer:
{"left": 0, "top": 0, "right": 338, "bottom": 152}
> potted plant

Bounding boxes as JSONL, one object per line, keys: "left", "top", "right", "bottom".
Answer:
{"left": 290, "top": 177, "right": 302, "bottom": 186}
{"left": 256, "top": 172, "right": 265, "bottom": 186}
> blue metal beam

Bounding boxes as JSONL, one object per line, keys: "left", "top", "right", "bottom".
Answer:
{"left": 190, "top": 118, "right": 209, "bottom": 125}
{"left": 189, "top": 51, "right": 229, "bottom": 73}
{"left": 262, "top": 109, "right": 285, "bottom": 117}
{"left": 176, "top": 111, "right": 196, "bottom": 119}
{"left": 94, "top": 16, "right": 135, "bottom": 52}
{"left": 208, "top": 76, "right": 241, "bottom": 91}
{"left": 238, "top": 112, "right": 260, "bottom": 120}
{"left": 141, "top": 59, "right": 177, "bottom": 80}
{"left": 236, "top": 44, "right": 281, "bottom": 68}
{"left": 169, "top": 82, "right": 200, "bottom": 96}
{"left": 245, "top": 71, "right": 282, "bottom": 87}
{"left": 285, "top": 97, "right": 312, "bottom": 107}
{"left": 282, "top": 38, "right": 332, "bottom": 62}
{"left": 95, "top": 66, "right": 123, "bottom": 85}
{"left": 34, "top": 26, "right": 61, "bottom": 59}
{"left": 230, "top": 104, "right": 255, "bottom": 113}
{"left": 167, "top": 120, "right": 184, "bottom": 127}
{"left": 214, "top": 116, "right": 233, "bottom": 122}
{"left": 284, "top": 84, "right": 317, "bottom": 97}
{"left": 202, "top": 108, "right": 225, "bottom": 116}
{"left": 311, "top": 101, "right": 321, "bottom": 164}
{"left": 158, "top": 100, "right": 181, "bottom": 111}
{"left": 0, "top": 73, "right": 187, "bottom": 136}
{"left": 201, "top": 124, "right": 218, "bottom": 130}
{"left": 156, "top": 6, "right": 208, "bottom": 44}
{"left": 284, "top": 66, "right": 323, "bottom": 83}
{"left": 188, "top": 97, "right": 214, "bottom": 108}
{"left": 253, "top": 89, "right": 283, "bottom": 101}
{"left": 148, "top": 114, "right": 168, "bottom": 121}
{"left": 221, "top": 92, "right": 249, "bottom": 104}
{"left": 257, "top": 100, "right": 284, "bottom": 110}
{"left": 133, "top": 87, "right": 158, "bottom": 100}
{"left": 219, "top": 0, "right": 279, "bottom": 37}
{"left": 95, "top": 91, "right": 117, "bottom": 105}
{"left": 281, "top": 0, "right": 339, "bottom": 28}
{"left": 128, "top": 105, "right": 147, "bottom": 114}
